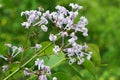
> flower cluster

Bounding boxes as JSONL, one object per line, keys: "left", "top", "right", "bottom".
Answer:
{"left": 0, "top": 44, "right": 23, "bottom": 61}
{"left": 21, "top": 3, "right": 92, "bottom": 65}
{"left": 46, "top": 3, "right": 92, "bottom": 65}
{"left": 0, "top": 44, "right": 23, "bottom": 72}
{"left": 21, "top": 9, "right": 48, "bottom": 32}
{"left": 63, "top": 43, "right": 92, "bottom": 65}
{"left": 24, "top": 59, "right": 57, "bottom": 80}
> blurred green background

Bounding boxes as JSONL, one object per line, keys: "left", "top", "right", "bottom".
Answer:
{"left": 0, "top": 0, "right": 120, "bottom": 80}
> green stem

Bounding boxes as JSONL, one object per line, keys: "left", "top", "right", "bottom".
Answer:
{"left": 4, "top": 68, "right": 20, "bottom": 80}
{"left": 3, "top": 42, "right": 53, "bottom": 80}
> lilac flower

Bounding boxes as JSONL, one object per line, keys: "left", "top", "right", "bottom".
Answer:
{"left": 43, "top": 66, "right": 51, "bottom": 75}
{"left": 2, "top": 44, "right": 24, "bottom": 59}
{"left": 60, "top": 31, "right": 68, "bottom": 37}
{"left": 24, "top": 68, "right": 32, "bottom": 76}
{"left": 55, "top": 5, "right": 68, "bottom": 15}
{"left": 53, "top": 45, "right": 60, "bottom": 54}
{"left": 21, "top": 22, "right": 31, "bottom": 29}
{"left": 68, "top": 38, "right": 76, "bottom": 44}
{"left": 2, "top": 65, "right": 9, "bottom": 73}
{"left": 13, "top": 47, "right": 24, "bottom": 58}
{"left": 87, "top": 52, "right": 92, "bottom": 60}
{"left": 69, "top": 11, "right": 78, "bottom": 19}
{"left": 82, "top": 28, "right": 88, "bottom": 36}
{"left": 50, "top": 12, "right": 58, "bottom": 21}
{"left": 77, "top": 58, "right": 84, "bottom": 65}
{"left": 32, "top": 44, "right": 42, "bottom": 51}
{"left": 41, "top": 25, "right": 48, "bottom": 32}
{"left": 34, "top": 16, "right": 48, "bottom": 26}
{"left": 69, "top": 3, "right": 83, "bottom": 10}
{"left": 38, "top": 75, "right": 47, "bottom": 80}
{"left": 0, "top": 54, "right": 8, "bottom": 61}
{"left": 43, "top": 10, "right": 52, "bottom": 19}
{"left": 80, "top": 16, "right": 88, "bottom": 25}
{"left": 66, "top": 48, "right": 75, "bottom": 56}
{"left": 4, "top": 43, "right": 12, "bottom": 47}
{"left": 34, "top": 59, "right": 53, "bottom": 80}
{"left": 49, "top": 34, "right": 57, "bottom": 42}
{"left": 40, "top": 16, "right": 48, "bottom": 25}
{"left": 12, "top": 46, "right": 18, "bottom": 56}
{"left": 69, "top": 57, "right": 76, "bottom": 65}
{"left": 35, "top": 59, "right": 44, "bottom": 70}
{"left": 35, "top": 44, "right": 42, "bottom": 49}
{"left": 83, "top": 42, "right": 88, "bottom": 50}
{"left": 72, "top": 43, "right": 82, "bottom": 53}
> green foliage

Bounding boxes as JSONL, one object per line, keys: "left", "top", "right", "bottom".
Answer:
{"left": 43, "top": 52, "right": 65, "bottom": 68}
{"left": 40, "top": 41, "right": 54, "bottom": 56}
{"left": 82, "top": 59, "right": 96, "bottom": 77}
{"left": 88, "top": 44, "right": 101, "bottom": 66}
{"left": 51, "top": 72, "right": 68, "bottom": 80}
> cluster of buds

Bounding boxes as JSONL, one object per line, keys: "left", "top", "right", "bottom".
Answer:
{"left": 24, "top": 59, "right": 57, "bottom": 80}
{"left": 21, "top": 3, "right": 92, "bottom": 65}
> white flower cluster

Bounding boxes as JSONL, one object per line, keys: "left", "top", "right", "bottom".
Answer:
{"left": 24, "top": 59, "right": 57, "bottom": 80}
{"left": 5, "top": 44, "right": 24, "bottom": 58}
{"left": 21, "top": 3, "right": 92, "bottom": 65}
{"left": 0, "top": 44, "right": 23, "bottom": 62}
{"left": 64, "top": 43, "right": 92, "bottom": 65}
{"left": 21, "top": 10, "right": 48, "bottom": 32}
{"left": 0, "top": 44, "right": 23, "bottom": 73}
{"left": 47, "top": 3, "right": 92, "bottom": 65}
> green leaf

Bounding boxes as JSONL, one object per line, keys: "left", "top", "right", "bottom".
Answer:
{"left": 51, "top": 72, "right": 68, "bottom": 80}
{"left": 88, "top": 44, "right": 101, "bottom": 66}
{"left": 69, "top": 65, "right": 84, "bottom": 79}
{"left": 43, "top": 52, "right": 65, "bottom": 68}
{"left": 82, "top": 59, "right": 96, "bottom": 77}
{"left": 40, "top": 41, "right": 54, "bottom": 56}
